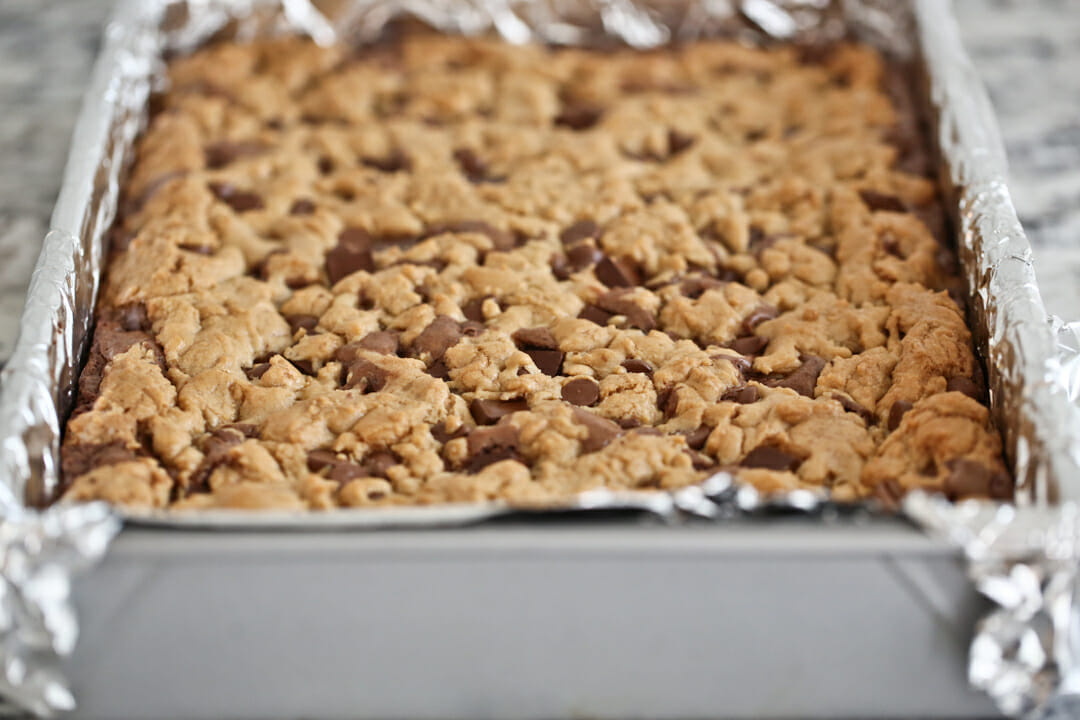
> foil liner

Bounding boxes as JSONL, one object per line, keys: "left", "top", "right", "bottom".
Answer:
{"left": 1, "top": 0, "right": 1079, "bottom": 715}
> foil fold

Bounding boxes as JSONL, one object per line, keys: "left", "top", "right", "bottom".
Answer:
{"left": 1, "top": 0, "right": 1079, "bottom": 716}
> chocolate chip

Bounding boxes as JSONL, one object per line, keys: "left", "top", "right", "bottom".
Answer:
{"left": 554, "top": 103, "right": 603, "bottom": 130}
{"left": 831, "top": 393, "right": 874, "bottom": 424}
{"left": 357, "top": 331, "right": 400, "bottom": 356}
{"left": 944, "top": 458, "right": 1012, "bottom": 501}
{"left": 318, "top": 156, "right": 335, "bottom": 174}
{"left": 668, "top": 129, "right": 696, "bottom": 155}
{"left": 461, "top": 321, "right": 485, "bottom": 337}
{"left": 595, "top": 289, "right": 655, "bottom": 331}
{"left": 621, "top": 359, "right": 653, "bottom": 376}
{"left": 562, "top": 377, "right": 600, "bottom": 406}
{"left": 363, "top": 450, "right": 398, "bottom": 479}
{"left": 361, "top": 149, "right": 411, "bottom": 173}
{"left": 426, "top": 359, "right": 450, "bottom": 380}
{"left": 713, "top": 353, "right": 752, "bottom": 376}
{"left": 888, "top": 400, "right": 914, "bottom": 431}
{"left": 526, "top": 349, "right": 564, "bottom": 376}
{"left": 462, "top": 297, "right": 490, "bottom": 323}
{"left": 560, "top": 220, "right": 601, "bottom": 245}
{"left": 682, "top": 425, "right": 710, "bottom": 450}
{"left": 946, "top": 376, "right": 982, "bottom": 401}
{"left": 741, "top": 445, "right": 801, "bottom": 472}
{"left": 465, "top": 424, "right": 523, "bottom": 472}
{"left": 722, "top": 384, "right": 759, "bottom": 404}
{"left": 470, "top": 398, "right": 528, "bottom": 425}
{"left": 208, "top": 182, "right": 264, "bottom": 212}
{"left": 859, "top": 189, "right": 908, "bottom": 213}
{"left": 729, "top": 335, "right": 769, "bottom": 356}
{"left": 224, "top": 423, "right": 259, "bottom": 438}
{"left": 289, "top": 199, "right": 315, "bottom": 215}
{"left": 200, "top": 427, "right": 247, "bottom": 457}
{"left": 511, "top": 328, "right": 555, "bottom": 351}
{"left": 204, "top": 140, "right": 265, "bottom": 169}
{"left": 245, "top": 362, "right": 271, "bottom": 380}
{"left": 686, "top": 449, "right": 715, "bottom": 470}
{"left": 342, "top": 358, "right": 390, "bottom": 392}
{"left": 618, "top": 418, "right": 642, "bottom": 429}
{"left": 307, "top": 449, "right": 340, "bottom": 473}
{"left": 326, "top": 228, "right": 375, "bottom": 284}
{"left": 118, "top": 303, "right": 150, "bottom": 332}
{"left": 681, "top": 275, "right": 727, "bottom": 299}
{"left": 595, "top": 256, "right": 641, "bottom": 288}
{"left": 658, "top": 387, "right": 680, "bottom": 419}
{"left": 413, "top": 316, "right": 464, "bottom": 361}
{"left": 566, "top": 243, "right": 604, "bottom": 271}
{"left": 579, "top": 304, "right": 614, "bottom": 326}
{"left": 431, "top": 421, "right": 468, "bottom": 444}
{"left": 453, "top": 148, "right": 504, "bottom": 183}
{"left": 328, "top": 462, "right": 368, "bottom": 484}
{"left": 290, "top": 358, "right": 317, "bottom": 376}
{"left": 874, "top": 478, "right": 905, "bottom": 509}
{"left": 286, "top": 314, "right": 319, "bottom": 335}
{"left": 635, "top": 427, "right": 664, "bottom": 437}
{"left": 61, "top": 441, "right": 141, "bottom": 480}
{"left": 743, "top": 304, "right": 779, "bottom": 332}
{"left": 571, "top": 407, "right": 622, "bottom": 453}
{"left": 762, "top": 355, "right": 826, "bottom": 397}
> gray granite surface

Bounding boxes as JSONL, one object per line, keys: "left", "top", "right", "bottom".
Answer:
{"left": 0, "top": 0, "right": 1078, "bottom": 364}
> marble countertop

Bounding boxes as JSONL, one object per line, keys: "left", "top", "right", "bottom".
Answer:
{"left": 0, "top": 0, "right": 1078, "bottom": 363}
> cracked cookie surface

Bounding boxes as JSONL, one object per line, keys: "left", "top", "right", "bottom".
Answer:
{"left": 59, "top": 31, "right": 1010, "bottom": 510}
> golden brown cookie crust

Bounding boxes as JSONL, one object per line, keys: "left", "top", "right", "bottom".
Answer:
{"left": 59, "top": 32, "right": 1009, "bottom": 510}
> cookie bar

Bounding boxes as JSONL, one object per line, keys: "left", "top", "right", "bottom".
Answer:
{"left": 58, "top": 30, "right": 1011, "bottom": 510}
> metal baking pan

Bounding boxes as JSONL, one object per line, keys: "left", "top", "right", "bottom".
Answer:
{"left": 2, "top": 0, "right": 1079, "bottom": 717}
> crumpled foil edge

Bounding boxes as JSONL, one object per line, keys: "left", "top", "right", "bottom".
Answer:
{"left": 2, "top": 0, "right": 1080, "bottom": 716}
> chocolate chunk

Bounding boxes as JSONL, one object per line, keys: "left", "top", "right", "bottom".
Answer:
{"left": 859, "top": 189, "right": 908, "bottom": 213}
{"left": 306, "top": 449, "right": 340, "bottom": 473}
{"left": 358, "top": 331, "right": 400, "bottom": 356}
{"left": 560, "top": 220, "right": 601, "bottom": 245}
{"left": 426, "top": 359, "right": 450, "bottom": 380}
{"left": 681, "top": 275, "right": 727, "bottom": 299}
{"left": 579, "top": 304, "right": 614, "bottom": 326}
{"left": 466, "top": 424, "right": 523, "bottom": 473}
{"left": 61, "top": 441, "right": 140, "bottom": 479}
{"left": 286, "top": 314, "right": 319, "bottom": 335}
{"left": 289, "top": 198, "right": 316, "bottom": 215}
{"left": 245, "top": 362, "right": 271, "bottom": 380}
{"left": 453, "top": 148, "right": 503, "bottom": 183}
{"left": 571, "top": 407, "right": 622, "bottom": 453}
{"left": 361, "top": 149, "right": 411, "bottom": 173}
{"left": 566, "top": 243, "right": 604, "bottom": 271}
{"left": 595, "top": 289, "right": 656, "bottom": 331}
{"left": 118, "top": 303, "right": 150, "bottom": 332}
{"left": 595, "top": 256, "right": 641, "bottom": 288}
{"left": 431, "top": 421, "right": 468, "bottom": 444}
{"left": 208, "top": 182, "right": 264, "bottom": 212}
{"left": 527, "top": 349, "right": 564, "bottom": 376}
{"left": 562, "top": 377, "right": 600, "bottom": 406}
{"left": 512, "top": 327, "right": 558, "bottom": 350}
{"left": 722, "top": 384, "right": 759, "bottom": 404}
{"left": 682, "top": 425, "right": 711, "bottom": 450}
{"left": 944, "top": 458, "right": 1012, "bottom": 501}
{"left": 462, "top": 297, "right": 490, "bottom": 323}
{"left": 888, "top": 400, "right": 914, "bottom": 431}
{"left": 326, "top": 228, "right": 375, "bottom": 283}
{"left": 413, "top": 316, "right": 463, "bottom": 361}
{"left": 290, "top": 358, "right": 316, "bottom": 376}
{"left": 743, "top": 304, "right": 779, "bottom": 332}
{"left": 343, "top": 358, "right": 390, "bottom": 392}
{"left": 621, "top": 358, "right": 653, "bottom": 376}
{"left": 554, "top": 103, "right": 603, "bottom": 130}
{"left": 946, "top": 376, "right": 982, "bottom": 401}
{"left": 363, "top": 450, "right": 398, "bottom": 479}
{"left": 830, "top": 393, "right": 874, "bottom": 424}
{"left": 204, "top": 140, "right": 265, "bottom": 169}
{"left": 763, "top": 355, "right": 826, "bottom": 397}
{"left": 668, "top": 129, "right": 696, "bottom": 155}
{"left": 729, "top": 335, "right": 769, "bottom": 356}
{"left": 426, "top": 220, "right": 515, "bottom": 251}
{"left": 470, "top": 398, "right": 528, "bottom": 425}
{"left": 741, "top": 445, "right": 801, "bottom": 472}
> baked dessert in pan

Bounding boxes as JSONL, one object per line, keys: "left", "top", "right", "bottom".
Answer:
{"left": 58, "top": 30, "right": 1011, "bottom": 510}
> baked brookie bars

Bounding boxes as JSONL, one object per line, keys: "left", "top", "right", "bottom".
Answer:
{"left": 57, "top": 30, "right": 1012, "bottom": 510}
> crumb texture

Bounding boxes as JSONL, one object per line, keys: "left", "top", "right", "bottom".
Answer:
{"left": 60, "top": 32, "right": 1010, "bottom": 510}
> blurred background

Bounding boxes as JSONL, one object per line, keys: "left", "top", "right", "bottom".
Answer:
{"left": 0, "top": 0, "right": 1078, "bottom": 365}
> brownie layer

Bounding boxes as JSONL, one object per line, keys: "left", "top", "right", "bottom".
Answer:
{"left": 58, "top": 32, "right": 1010, "bottom": 510}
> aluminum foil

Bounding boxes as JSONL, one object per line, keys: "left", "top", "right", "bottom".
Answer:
{"left": 1, "top": 0, "right": 1079, "bottom": 715}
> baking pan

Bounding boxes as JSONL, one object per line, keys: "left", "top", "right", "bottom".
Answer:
{"left": 1, "top": 0, "right": 1079, "bottom": 717}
